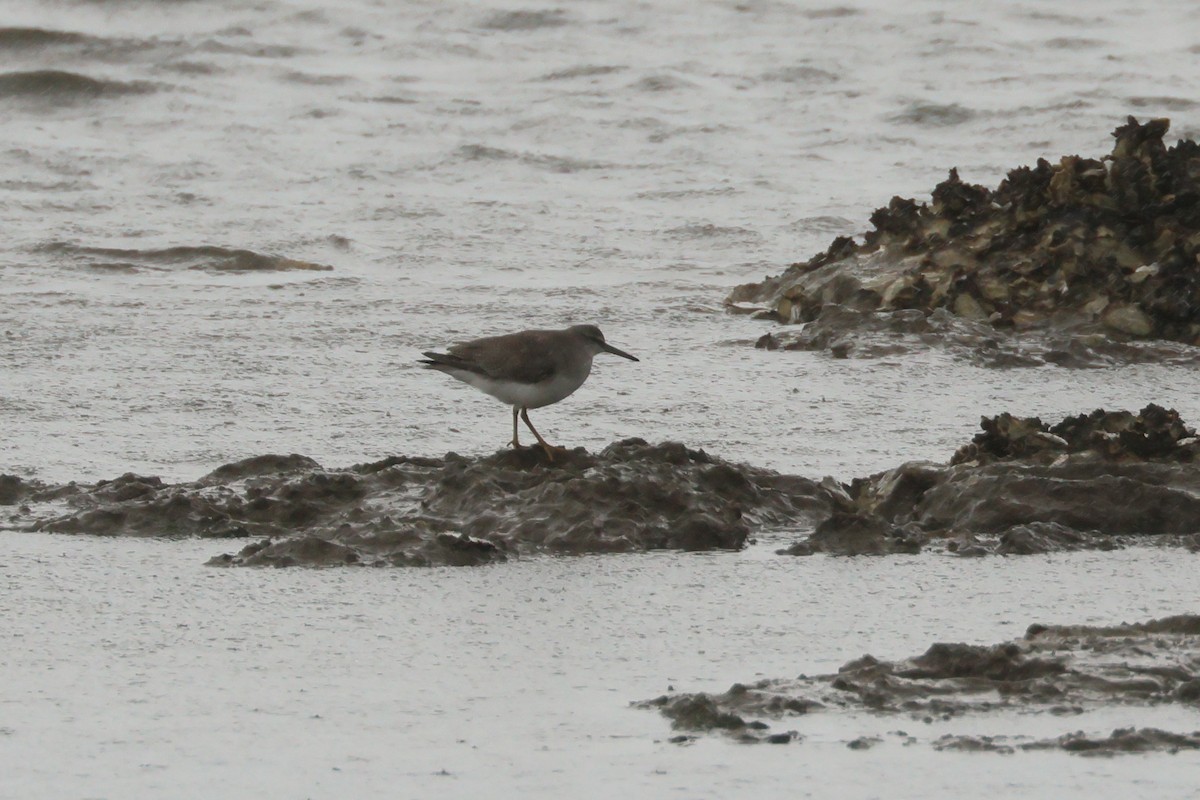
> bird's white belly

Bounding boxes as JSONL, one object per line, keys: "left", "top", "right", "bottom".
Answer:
{"left": 459, "top": 369, "right": 588, "bottom": 408}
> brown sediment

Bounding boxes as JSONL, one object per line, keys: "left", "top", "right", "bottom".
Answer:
{"left": 4, "top": 440, "right": 832, "bottom": 567}
{"left": 637, "top": 614, "right": 1200, "bottom": 751}
{"left": 781, "top": 404, "right": 1200, "bottom": 556}
{"left": 729, "top": 117, "right": 1200, "bottom": 366}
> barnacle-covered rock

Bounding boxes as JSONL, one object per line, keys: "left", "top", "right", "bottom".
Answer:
{"left": 730, "top": 118, "right": 1200, "bottom": 365}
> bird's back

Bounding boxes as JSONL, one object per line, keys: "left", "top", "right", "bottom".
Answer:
{"left": 446, "top": 329, "right": 588, "bottom": 385}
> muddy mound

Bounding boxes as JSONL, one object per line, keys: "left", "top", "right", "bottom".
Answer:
{"left": 730, "top": 117, "right": 1200, "bottom": 366}
{"left": 637, "top": 614, "right": 1200, "bottom": 752}
{"left": 5, "top": 440, "right": 831, "bottom": 567}
{"left": 781, "top": 405, "right": 1200, "bottom": 556}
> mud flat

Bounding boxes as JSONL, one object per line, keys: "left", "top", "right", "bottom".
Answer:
{"left": 729, "top": 117, "right": 1200, "bottom": 367}
{"left": 0, "top": 440, "right": 831, "bottom": 567}
{"left": 783, "top": 404, "right": 1200, "bottom": 556}
{"left": 637, "top": 615, "right": 1200, "bottom": 753}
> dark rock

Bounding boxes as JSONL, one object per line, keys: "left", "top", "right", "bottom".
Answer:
{"left": 899, "top": 642, "right": 1065, "bottom": 682}
{"left": 213, "top": 536, "right": 361, "bottom": 567}
{"left": 0, "top": 474, "right": 33, "bottom": 505}
{"left": 807, "top": 511, "right": 891, "bottom": 555}
{"left": 653, "top": 694, "right": 747, "bottom": 731}
{"left": 729, "top": 117, "right": 1200, "bottom": 365}
{"left": 634, "top": 681, "right": 819, "bottom": 743}
{"left": 847, "top": 736, "right": 881, "bottom": 750}
{"left": 996, "top": 522, "right": 1094, "bottom": 554}
{"left": 93, "top": 473, "right": 164, "bottom": 502}
{"left": 933, "top": 734, "right": 1016, "bottom": 754}
{"left": 199, "top": 453, "right": 323, "bottom": 485}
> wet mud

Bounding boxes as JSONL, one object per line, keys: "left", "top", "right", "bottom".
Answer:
{"left": 637, "top": 614, "right": 1200, "bottom": 753}
{"left": 730, "top": 117, "right": 1200, "bottom": 366}
{"left": 782, "top": 404, "right": 1200, "bottom": 556}
{"left": 1, "top": 440, "right": 830, "bottom": 567}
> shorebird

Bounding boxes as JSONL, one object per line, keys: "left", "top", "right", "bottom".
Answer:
{"left": 420, "top": 324, "right": 639, "bottom": 459}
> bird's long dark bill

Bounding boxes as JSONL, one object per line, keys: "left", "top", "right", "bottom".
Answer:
{"left": 600, "top": 342, "right": 639, "bottom": 361}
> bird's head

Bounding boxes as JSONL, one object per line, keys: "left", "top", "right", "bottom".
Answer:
{"left": 569, "top": 324, "right": 639, "bottom": 361}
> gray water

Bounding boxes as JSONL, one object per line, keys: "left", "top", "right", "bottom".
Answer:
{"left": 3, "top": 0, "right": 1200, "bottom": 797}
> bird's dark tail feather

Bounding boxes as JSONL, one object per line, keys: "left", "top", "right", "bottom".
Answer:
{"left": 419, "top": 351, "right": 480, "bottom": 373}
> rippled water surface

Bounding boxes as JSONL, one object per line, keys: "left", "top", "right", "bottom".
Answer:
{"left": 3, "top": 0, "right": 1200, "bottom": 796}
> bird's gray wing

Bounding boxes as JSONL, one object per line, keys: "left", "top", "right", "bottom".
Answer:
{"left": 448, "top": 331, "right": 559, "bottom": 384}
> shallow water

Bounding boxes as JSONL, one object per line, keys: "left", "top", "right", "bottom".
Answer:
{"left": 6, "top": 534, "right": 1200, "bottom": 798}
{"left": 3, "top": 0, "right": 1200, "bottom": 796}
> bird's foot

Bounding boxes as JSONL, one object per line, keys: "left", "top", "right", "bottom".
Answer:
{"left": 538, "top": 443, "right": 569, "bottom": 463}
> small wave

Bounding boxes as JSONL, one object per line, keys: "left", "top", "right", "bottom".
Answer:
{"left": 647, "top": 123, "right": 732, "bottom": 143}
{"left": 456, "top": 144, "right": 515, "bottom": 162}
{"left": 630, "top": 74, "right": 696, "bottom": 93}
{"left": 454, "top": 144, "right": 607, "bottom": 173}
{"left": 366, "top": 94, "right": 417, "bottom": 105}
{"left": 803, "top": 6, "right": 860, "bottom": 18}
{"left": 199, "top": 39, "right": 308, "bottom": 58}
{"left": 1023, "top": 11, "right": 1092, "bottom": 25}
{"left": 0, "top": 28, "right": 189, "bottom": 65}
{"left": 758, "top": 65, "right": 839, "bottom": 84}
{"left": 0, "top": 70, "right": 153, "bottom": 102}
{"left": 1128, "top": 96, "right": 1198, "bottom": 111}
{"left": 0, "top": 27, "right": 90, "bottom": 49}
{"left": 538, "top": 64, "right": 625, "bottom": 81}
{"left": 788, "top": 215, "right": 858, "bottom": 234}
{"left": 527, "top": 153, "right": 607, "bottom": 173}
{"left": 161, "top": 61, "right": 221, "bottom": 76}
{"left": 36, "top": 243, "right": 333, "bottom": 273}
{"left": 1043, "top": 37, "right": 1106, "bottom": 50}
{"left": 0, "top": 178, "right": 84, "bottom": 192}
{"left": 480, "top": 9, "right": 568, "bottom": 31}
{"left": 664, "top": 224, "right": 760, "bottom": 241}
{"left": 887, "top": 101, "right": 975, "bottom": 127}
{"left": 282, "top": 70, "right": 353, "bottom": 86}
{"left": 636, "top": 187, "right": 738, "bottom": 200}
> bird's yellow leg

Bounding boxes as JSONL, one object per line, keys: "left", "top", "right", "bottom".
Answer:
{"left": 511, "top": 406, "right": 521, "bottom": 448}
{"left": 520, "top": 408, "right": 565, "bottom": 461}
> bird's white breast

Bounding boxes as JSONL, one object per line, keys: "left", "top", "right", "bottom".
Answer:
{"left": 457, "top": 362, "right": 592, "bottom": 408}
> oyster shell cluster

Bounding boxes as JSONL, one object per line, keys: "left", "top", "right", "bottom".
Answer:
{"left": 731, "top": 117, "right": 1200, "bottom": 359}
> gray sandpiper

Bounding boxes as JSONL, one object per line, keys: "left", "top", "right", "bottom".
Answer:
{"left": 420, "top": 324, "right": 639, "bottom": 459}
